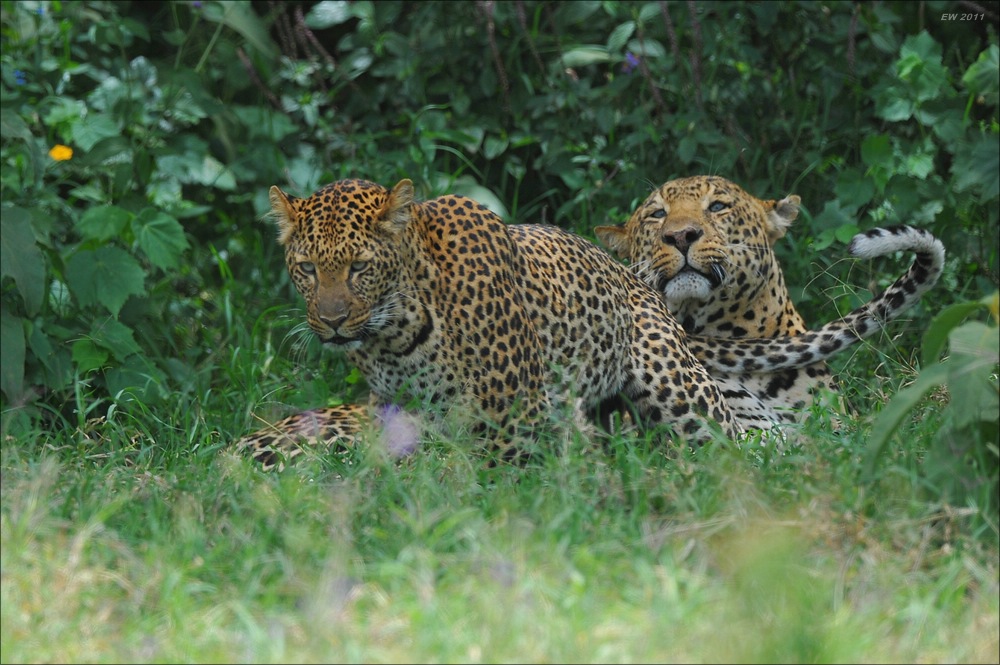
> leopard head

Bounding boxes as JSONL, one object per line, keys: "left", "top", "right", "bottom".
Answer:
{"left": 269, "top": 178, "right": 415, "bottom": 348}
{"left": 596, "top": 176, "right": 800, "bottom": 316}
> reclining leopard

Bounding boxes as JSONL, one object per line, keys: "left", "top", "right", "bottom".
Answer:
{"left": 237, "top": 177, "right": 944, "bottom": 469}
{"left": 595, "top": 175, "right": 945, "bottom": 427}
{"left": 239, "top": 177, "right": 745, "bottom": 469}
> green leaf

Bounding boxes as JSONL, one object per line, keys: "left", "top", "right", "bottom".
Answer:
{"left": 76, "top": 205, "right": 132, "bottom": 242}
{"left": 606, "top": 21, "right": 635, "bottom": 53}
{"left": 72, "top": 339, "right": 109, "bottom": 374}
{"left": 834, "top": 169, "right": 875, "bottom": 209}
{"left": 0, "top": 307, "right": 25, "bottom": 401}
{"left": 860, "top": 134, "right": 892, "bottom": 168}
{"left": 134, "top": 208, "right": 189, "bottom": 270}
{"left": 560, "top": 46, "right": 611, "bottom": 68}
{"left": 626, "top": 38, "right": 666, "bottom": 59}
{"left": 921, "top": 301, "right": 985, "bottom": 366}
{"left": 305, "top": 0, "right": 353, "bottom": 28}
{"left": 65, "top": 246, "right": 147, "bottom": 316}
{"left": 952, "top": 134, "right": 1000, "bottom": 200}
{"left": 233, "top": 105, "right": 298, "bottom": 141}
{"left": 483, "top": 134, "right": 509, "bottom": 160}
{"left": 90, "top": 318, "right": 142, "bottom": 362}
{"left": 877, "top": 93, "right": 913, "bottom": 122}
{"left": 0, "top": 111, "right": 33, "bottom": 141}
{"left": 70, "top": 113, "right": 120, "bottom": 152}
{"left": 203, "top": 0, "right": 277, "bottom": 60}
{"left": 28, "top": 326, "right": 72, "bottom": 391}
{"left": 76, "top": 136, "right": 133, "bottom": 168}
{"left": 863, "top": 361, "right": 950, "bottom": 479}
{"left": 946, "top": 322, "right": 1000, "bottom": 428}
{"left": 834, "top": 224, "right": 861, "bottom": 244}
{"left": 42, "top": 97, "right": 86, "bottom": 131}
{"left": 0, "top": 206, "right": 45, "bottom": 315}
{"left": 106, "top": 357, "right": 168, "bottom": 403}
{"left": 962, "top": 44, "right": 999, "bottom": 107}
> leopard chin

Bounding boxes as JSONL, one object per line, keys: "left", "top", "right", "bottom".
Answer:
{"left": 662, "top": 268, "right": 714, "bottom": 306}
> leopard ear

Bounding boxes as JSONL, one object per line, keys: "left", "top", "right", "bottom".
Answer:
{"left": 379, "top": 179, "right": 415, "bottom": 236}
{"left": 764, "top": 194, "right": 800, "bottom": 244}
{"left": 594, "top": 225, "right": 630, "bottom": 259}
{"left": 269, "top": 186, "right": 299, "bottom": 246}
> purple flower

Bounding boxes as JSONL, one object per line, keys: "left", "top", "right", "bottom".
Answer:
{"left": 622, "top": 51, "right": 640, "bottom": 74}
{"left": 14, "top": 70, "right": 26, "bottom": 85}
{"left": 377, "top": 405, "right": 420, "bottom": 458}
{"left": 192, "top": 1, "right": 202, "bottom": 7}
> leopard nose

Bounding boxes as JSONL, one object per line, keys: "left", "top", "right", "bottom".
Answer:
{"left": 317, "top": 302, "right": 350, "bottom": 330}
{"left": 319, "top": 312, "right": 348, "bottom": 330}
{"left": 662, "top": 226, "right": 703, "bottom": 254}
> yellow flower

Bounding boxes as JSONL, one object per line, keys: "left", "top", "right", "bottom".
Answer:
{"left": 48, "top": 144, "right": 73, "bottom": 161}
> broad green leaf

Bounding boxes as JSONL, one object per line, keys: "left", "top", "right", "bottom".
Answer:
{"left": 106, "top": 359, "right": 168, "bottom": 403}
{"left": 305, "top": 0, "right": 353, "bottom": 28}
{"left": 196, "top": 155, "right": 237, "bottom": 190}
{"left": 70, "top": 113, "right": 120, "bottom": 151}
{"left": 483, "top": 134, "right": 509, "bottom": 160}
{"left": 90, "top": 318, "right": 142, "bottom": 361}
{"left": 232, "top": 105, "right": 297, "bottom": 141}
{"left": 952, "top": 134, "right": 1000, "bottom": 200}
{"left": 946, "top": 322, "right": 1000, "bottom": 428}
{"left": 202, "top": 1, "right": 277, "bottom": 59}
{"left": 76, "top": 205, "right": 132, "bottom": 242}
{"left": 42, "top": 97, "right": 86, "bottom": 129}
{"left": 65, "top": 246, "right": 146, "bottom": 316}
{"left": 921, "top": 300, "right": 985, "bottom": 366}
{"left": 72, "top": 339, "right": 109, "bottom": 373}
{"left": 0, "top": 308, "right": 25, "bottom": 400}
{"left": 28, "top": 325, "right": 72, "bottom": 390}
{"left": 607, "top": 21, "right": 635, "bottom": 53}
{"left": 553, "top": 1, "right": 601, "bottom": 27}
{"left": 877, "top": 93, "right": 913, "bottom": 122}
{"left": 156, "top": 152, "right": 237, "bottom": 190}
{"left": 134, "top": 208, "right": 189, "bottom": 270}
{"left": 860, "top": 134, "right": 892, "bottom": 168}
{"left": 0, "top": 111, "right": 33, "bottom": 141}
{"left": 834, "top": 169, "right": 876, "bottom": 209}
{"left": 0, "top": 206, "right": 45, "bottom": 315}
{"left": 902, "top": 138, "right": 935, "bottom": 179}
{"left": 834, "top": 224, "right": 861, "bottom": 244}
{"left": 962, "top": 44, "right": 999, "bottom": 106}
{"left": 864, "top": 361, "right": 950, "bottom": 478}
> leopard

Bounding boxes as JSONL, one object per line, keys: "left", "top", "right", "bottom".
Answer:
{"left": 594, "top": 175, "right": 946, "bottom": 428}
{"left": 238, "top": 177, "right": 752, "bottom": 470}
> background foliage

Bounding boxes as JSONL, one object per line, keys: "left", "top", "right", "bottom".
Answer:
{"left": 3, "top": 0, "right": 997, "bottom": 461}
{"left": 1, "top": 2, "right": 998, "bottom": 661}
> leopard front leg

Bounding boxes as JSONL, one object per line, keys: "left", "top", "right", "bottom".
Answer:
{"left": 623, "top": 306, "right": 741, "bottom": 445}
{"left": 235, "top": 403, "right": 368, "bottom": 471}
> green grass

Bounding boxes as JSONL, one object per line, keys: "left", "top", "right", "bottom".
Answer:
{"left": 2, "top": 356, "right": 998, "bottom": 664}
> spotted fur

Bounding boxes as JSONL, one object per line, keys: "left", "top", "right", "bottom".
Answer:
{"left": 238, "top": 178, "right": 751, "bottom": 469}
{"left": 595, "top": 175, "right": 945, "bottom": 426}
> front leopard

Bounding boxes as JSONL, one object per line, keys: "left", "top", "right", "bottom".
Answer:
{"left": 237, "top": 178, "right": 744, "bottom": 468}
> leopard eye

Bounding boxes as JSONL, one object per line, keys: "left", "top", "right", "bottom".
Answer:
{"left": 708, "top": 201, "right": 729, "bottom": 213}
{"left": 350, "top": 260, "right": 368, "bottom": 274}
{"left": 299, "top": 261, "right": 316, "bottom": 275}
{"left": 648, "top": 208, "right": 667, "bottom": 219}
